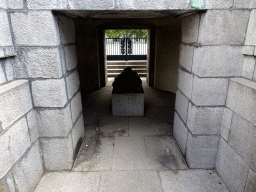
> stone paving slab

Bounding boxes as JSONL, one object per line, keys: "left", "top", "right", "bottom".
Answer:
{"left": 159, "top": 170, "right": 229, "bottom": 192}
{"left": 34, "top": 172, "right": 101, "bottom": 192}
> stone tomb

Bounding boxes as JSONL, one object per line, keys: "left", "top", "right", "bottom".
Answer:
{"left": 112, "top": 67, "right": 144, "bottom": 116}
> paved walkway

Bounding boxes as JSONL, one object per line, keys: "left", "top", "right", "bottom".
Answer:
{"left": 34, "top": 79, "right": 229, "bottom": 192}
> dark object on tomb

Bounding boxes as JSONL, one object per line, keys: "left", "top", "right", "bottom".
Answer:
{"left": 112, "top": 67, "right": 144, "bottom": 93}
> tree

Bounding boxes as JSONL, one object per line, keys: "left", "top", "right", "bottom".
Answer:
{"left": 105, "top": 29, "right": 148, "bottom": 38}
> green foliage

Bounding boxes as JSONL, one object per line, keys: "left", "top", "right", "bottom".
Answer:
{"left": 105, "top": 29, "right": 148, "bottom": 38}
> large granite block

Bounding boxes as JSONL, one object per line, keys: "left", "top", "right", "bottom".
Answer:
{"left": 71, "top": 92, "right": 82, "bottom": 124}
{"left": 0, "top": 80, "right": 32, "bottom": 130}
{"left": 245, "top": 169, "right": 256, "bottom": 192}
{"left": 179, "top": 44, "right": 194, "bottom": 72}
{"left": 0, "top": 10, "right": 13, "bottom": 46}
{"left": 175, "top": 89, "right": 189, "bottom": 123}
{"left": 64, "top": 45, "right": 77, "bottom": 71}
{"left": 177, "top": 69, "right": 193, "bottom": 99}
{"left": 242, "top": 56, "right": 255, "bottom": 79}
{"left": 27, "top": 0, "right": 67, "bottom": 9}
{"left": 58, "top": 15, "right": 75, "bottom": 44}
{"left": 26, "top": 110, "right": 39, "bottom": 143}
{"left": 66, "top": 70, "right": 80, "bottom": 100}
{"left": 245, "top": 10, "right": 256, "bottom": 46}
{"left": 181, "top": 14, "right": 200, "bottom": 44}
{"left": 112, "top": 93, "right": 144, "bottom": 116}
{"left": 220, "top": 107, "right": 233, "bottom": 141}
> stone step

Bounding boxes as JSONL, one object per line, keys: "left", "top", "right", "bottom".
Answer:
{"left": 107, "top": 60, "right": 147, "bottom": 65}
{"left": 107, "top": 65, "right": 146, "bottom": 69}
{"left": 108, "top": 73, "right": 147, "bottom": 77}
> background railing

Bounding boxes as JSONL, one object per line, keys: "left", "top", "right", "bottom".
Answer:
{"left": 106, "top": 38, "right": 147, "bottom": 60}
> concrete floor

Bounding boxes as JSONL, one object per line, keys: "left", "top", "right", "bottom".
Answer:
{"left": 34, "top": 78, "right": 229, "bottom": 192}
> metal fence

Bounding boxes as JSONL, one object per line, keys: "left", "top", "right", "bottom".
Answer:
{"left": 106, "top": 38, "right": 147, "bottom": 60}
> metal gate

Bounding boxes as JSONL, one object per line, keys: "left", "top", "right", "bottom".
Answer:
{"left": 106, "top": 38, "right": 147, "bottom": 60}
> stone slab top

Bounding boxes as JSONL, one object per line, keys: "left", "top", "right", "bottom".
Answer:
{"left": 0, "top": 79, "right": 28, "bottom": 94}
{"left": 230, "top": 78, "right": 256, "bottom": 90}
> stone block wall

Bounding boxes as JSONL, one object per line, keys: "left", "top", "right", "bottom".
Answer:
{"left": 174, "top": 6, "right": 252, "bottom": 169}
{"left": 0, "top": 2, "right": 85, "bottom": 191}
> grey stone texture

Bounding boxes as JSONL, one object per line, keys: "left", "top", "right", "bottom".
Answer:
{"left": 191, "top": 76, "right": 228, "bottom": 106}
{"left": 226, "top": 78, "right": 256, "bottom": 126}
{"left": 64, "top": 45, "right": 77, "bottom": 71}
{"left": 9, "top": 11, "right": 60, "bottom": 46}
{"left": 216, "top": 138, "right": 249, "bottom": 192}
{"left": 220, "top": 108, "right": 233, "bottom": 141}
{"left": 68, "top": 0, "right": 115, "bottom": 9}
{"left": 177, "top": 69, "right": 193, "bottom": 99}
{"left": 252, "top": 0, "right": 256, "bottom": 8}
{"left": 173, "top": 112, "right": 188, "bottom": 156}
{"left": 0, "top": 65, "right": 6, "bottom": 85}
{"left": 13, "top": 141, "right": 43, "bottom": 192}
{"left": 201, "top": 0, "right": 233, "bottom": 9}
{"left": 192, "top": 46, "right": 244, "bottom": 77}
{"left": 71, "top": 92, "right": 82, "bottom": 124}
{"left": 14, "top": 47, "right": 63, "bottom": 78}
{"left": 0, "top": 47, "right": 16, "bottom": 59}
{"left": 245, "top": 9, "right": 256, "bottom": 46}
{"left": 242, "top": 56, "right": 255, "bottom": 79}
{"left": 181, "top": 14, "right": 199, "bottom": 44}
{"left": 0, "top": 171, "right": 16, "bottom": 192}
{"left": 175, "top": 89, "right": 189, "bottom": 123}
{"left": 0, "top": 0, "right": 7, "bottom": 9}
{"left": 112, "top": 93, "right": 144, "bottom": 116}
{"left": 4, "top": 58, "right": 15, "bottom": 81}
{"left": 36, "top": 105, "right": 72, "bottom": 137}
{"left": 187, "top": 103, "right": 224, "bottom": 135}
{"left": 186, "top": 132, "right": 219, "bottom": 168}
{"left": 0, "top": 117, "right": 31, "bottom": 179}
{"left": 58, "top": 15, "right": 75, "bottom": 44}
{"left": 26, "top": 110, "right": 39, "bottom": 143}
{"left": 6, "top": 0, "right": 23, "bottom": 9}
{"left": 234, "top": 0, "right": 252, "bottom": 8}
{"left": 0, "top": 80, "right": 32, "bottom": 130}
{"left": 0, "top": 10, "right": 13, "bottom": 46}
{"left": 27, "top": 0, "right": 68, "bottom": 9}
{"left": 40, "top": 134, "right": 73, "bottom": 171}
{"left": 31, "top": 78, "right": 67, "bottom": 107}
{"left": 179, "top": 44, "right": 194, "bottom": 72}
{"left": 228, "top": 113, "right": 256, "bottom": 171}
{"left": 71, "top": 115, "right": 84, "bottom": 152}
{"left": 198, "top": 10, "right": 250, "bottom": 45}
{"left": 66, "top": 70, "right": 80, "bottom": 100}
{"left": 243, "top": 46, "right": 255, "bottom": 55}
{"left": 245, "top": 169, "right": 256, "bottom": 192}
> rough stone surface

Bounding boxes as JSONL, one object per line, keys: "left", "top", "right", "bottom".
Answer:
{"left": 0, "top": 10, "right": 13, "bottom": 46}
{"left": 192, "top": 46, "right": 244, "bottom": 77}
{"left": 160, "top": 170, "right": 229, "bottom": 192}
{"left": 0, "top": 171, "right": 16, "bottom": 192}
{"left": 177, "top": 69, "right": 193, "bottom": 99}
{"left": 245, "top": 10, "right": 256, "bottom": 46}
{"left": 64, "top": 45, "right": 77, "bottom": 71}
{"left": 0, "top": 0, "right": 7, "bottom": 9}
{"left": 71, "top": 115, "right": 84, "bottom": 152}
{"left": 252, "top": 0, "right": 256, "bottom": 8}
{"left": 4, "top": 58, "right": 15, "bottom": 81}
{"left": 175, "top": 90, "right": 189, "bottom": 123}
{"left": 0, "top": 117, "right": 31, "bottom": 179}
{"left": 0, "top": 80, "right": 32, "bottom": 130}
{"left": 245, "top": 169, "right": 256, "bottom": 192}
{"left": 0, "top": 65, "right": 6, "bottom": 85}
{"left": 13, "top": 141, "right": 43, "bottom": 192}
{"left": 69, "top": 0, "right": 115, "bottom": 9}
{"left": 71, "top": 92, "right": 82, "bottom": 124}
{"left": 179, "top": 44, "right": 194, "bottom": 72}
{"left": 226, "top": 78, "right": 256, "bottom": 126}
{"left": 0, "top": 49, "right": 4, "bottom": 58}
{"left": 10, "top": 11, "right": 60, "bottom": 46}
{"left": 181, "top": 14, "right": 199, "bottom": 44}
{"left": 6, "top": 0, "right": 23, "bottom": 9}
{"left": 112, "top": 93, "right": 144, "bottom": 116}
{"left": 173, "top": 112, "right": 188, "bottom": 156}
{"left": 14, "top": 47, "right": 63, "bottom": 78}
{"left": 32, "top": 78, "right": 67, "bottom": 107}
{"left": 66, "top": 70, "right": 80, "bottom": 100}
{"left": 36, "top": 105, "right": 72, "bottom": 137}
{"left": 40, "top": 134, "right": 73, "bottom": 171}
{"left": 58, "top": 15, "right": 75, "bottom": 44}
{"left": 243, "top": 46, "right": 255, "bottom": 55}
{"left": 216, "top": 138, "right": 249, "bottom": 192}
{"left": 26, "top": 110, "right": 39, "bottom": 143}
{"left": 34, "top": 172, "right": 101, "bottom": 192}
{"left": 234, "top": 0, "right": 252, "bottom": 8}
{"left": 242, "top": 56, "right": 255, "bottom": 79}
{"left": 27, "top": 0, "right": 68, "bottom": 9}
{"left": 201, "top": 0, "right": 233, "bottom": 9}
{"left": 187, "top": 103, "right": 224, "bottom": 135}
{"left": 198, "top": 10, "right": 250, "bottom": 45}
{"left": 186, "top": 132, "right": 219, "bottom": 168}
{"left": 191, "top": 76, "right": 228, "bottom": 106}
{"left": 228, "top": 113, "right": 256, "bottom": 171}
{"left": 220, "top": 108, "right": 233, "bottom": 141}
